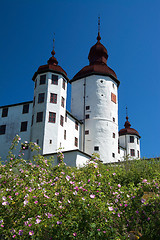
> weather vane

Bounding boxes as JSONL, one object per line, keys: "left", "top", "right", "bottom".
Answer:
{"left": 53, "top": 33, "right": 55, "bottom": 51}
{"left": 98, "top": 15, "right": 100, "bottom": 34}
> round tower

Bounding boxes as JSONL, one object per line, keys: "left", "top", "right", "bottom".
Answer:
{"left": 119, "top": 116, "right": 141, "bottom": 159}
{"left": 30, "top": 40, "right": 69, "bottom": 156}
{"left": 70, "top": 32, "right": 120, "bottom": 163}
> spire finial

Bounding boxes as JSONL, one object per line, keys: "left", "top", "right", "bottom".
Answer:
{"left": 51, "top": 33, "right": 55, "bottom": 56}
{"left": 126, "top": 106, "right": 128, "bottom": 120}
{"left": 97, "top": 15, "right": 101, "bottom": 41}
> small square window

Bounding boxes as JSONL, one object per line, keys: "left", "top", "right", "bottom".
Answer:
{"left": 130, "top": 136, "right": 134, "bottom": 143}
{"left": 113, "top": 133, "right": 115, "bottom": 138}
{"left": 2, "top": 108, "right": 8, "bottom": 117}
{"left": 86, "top": 106, "right": 90, "bottom": 110}
{"left": 62, "top": 79, "right": 65, "bottom": 90}
{"left": 51, "top": 74, "right": 58, "bottom": 85}
{"left": 65, "top": 112, "right": 67, "bottom": 122}
{"left": 60, "top": 115, "right": 64, "bottom": 127}
{"left": 113, "top": 117, "right": 115, "bottom": 122}
{"left": 31, "top": 115, "right": 34, "bottom": 126}
{"left": 75, "top": 137, "right": 78, "bottom": 147}
{"left": 49, "top": 112, "right": 56, "bottom": 123}
{"left": 75, "top": 121, "right": 78, "bottom": 130}
{"left": 64, "top": 130, "right": 66, "bottom": 140}
{"left": 85, "top": 130, "right": 89, "bottom": 135}
{"left": 61, "top": 97, "right": 65, "bottom": 108}
{"left": 94, "top": 146, "right": 99, "bottom": 151}
{"left": 38, "top": 93, "right": 45, "bottom": 103}
{"left": 36, "top": 112, "right": 43, "bottom": 122}
{"left": 130, "top": 149, "right": 135, "bottom": 156}
{"left": 22, "top": 104, "right": 29, "bottom": 114}
{"left": 50, "top": 93, "right": 57, "bottom": 103}
{"left": 40, "top": 75, "right": 46, "bottom": 85}
{"left": 112, "top": 153, "right": 115, "bottom": 158}
{"left": 20, "top": 121, "right": 28, "bottom": 132}
{"left": 49, "top": 140, "right": 52, "bottom": 144}
{"left": 85, "top": 114, "right": 90, "bottom": 119}
{"left": 0, "top": 125, "right": 6, "bottom": 135}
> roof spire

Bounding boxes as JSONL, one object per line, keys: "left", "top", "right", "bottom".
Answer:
{"left": 97, "top": 15, "right": 101, "bottom": 42}
{"left": 126, "top": 106, "right": 128, "bottom": 121}
{"left": 51, "top": 33, "right": 56, "bottom": 56}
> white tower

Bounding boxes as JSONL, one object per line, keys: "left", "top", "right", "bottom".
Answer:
{"left": 70, "top": 31, "right": 120, "bottom": 163}
{"left": 30, "top": 42, "right": 69, "bottom": 156}
{"left": 119, "top": 116, "right": 141, "bottom": 159}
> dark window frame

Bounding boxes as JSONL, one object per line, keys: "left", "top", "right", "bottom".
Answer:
{"left": 49, "top": 112, "right": 56, "bottom": 123}
{"left": 40, "top": 75, "right": 46, "bottom": 85}
{"left": 51, "top": 74, "right": 58, "bottom": 85}
{"left": 20, "top": 121, "right": 28, "bottom": 132}
{"left": 60, "top": 115, "right": 64, "bottom": 127}
{"left": 130, "top": 136, "right": 134, "bottom": 143}
{"left": 75, "top": 137, "right": 78, "bottom": 147}
{"left": 130, "top": 149, "right": 135, "bottom": 156}
{"left": 94, "top": 146, "right": 99, "bottom": 151}
{"left": 2, "top": 108, "right": 8, "bottom": 117}
{"left": 50, "top": 93, "right": 57, "bottom": 104}
{"left": 62, "top": 79, "right": 65, "bottom": 90}
{"left": 38, "top": 93, "right": 45, "bottom": 103}
{"left": 61, "top": 97, "right": 65, "bottom": 108}
{"left": 0, "top": 125, "right": 6, "bottom": 135}
{"left": 36, "top": 112, "right": 43, "bottom": 122}
{"left": 22, "top": 104, "right": 29, "bottom": 114}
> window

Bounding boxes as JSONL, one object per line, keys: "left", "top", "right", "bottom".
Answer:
{"left": 49, "top": 112, "right": 56, "bottom": 123}
{"left": 2, "top": 108, "right": 8, "bottom": 117}
{"left": 112, "top": 83, "right": 115, "bottom": 88}
{"left": 112, "top": 153, "right": 115, "bottom": 158}
{"left": 130, "top": 149, "right": 135, "bottom": 156}
{"left": 85, "top": 130, "right": 89, "bottom": 135}
{"left": 38, "top": 93, "right": 45, "bottom": 103}
{"left": 113, "top": 133, "right": 115, "bottom": 138}
{"left": 61, "top": 97, "right": 65, "bottom": 108}
{"left": 20, "top": 121, "right": 28, "bottom": 132}
{"left": 36, "top": 139, "right": 39, "bottom": 144}
{"left": 75, "top": 137, "right": 78, "bottom": 147}
{"left": 51, "top": 74, "right": 58, "bottom": 85}
{"left": 50, "top": 140, "right": 52, "bottom": 144}
{"left": 118, "top": 146, "right": 120, "bottom": 154}
{"left": 22, "top": 104, "right": 29, "bottom": 114}
{"left": 113, "top": 117, "right": 115, "bottom": 122}
{"left": 62, "top": 79, "right": 65, "bottom": 90}
{"left": 86, "top": 106, "right": 90, "bottom": 110}
{"left": 50, "top": 93, "right": 57, "bottom": 103}
{"left": 31, "top": 115, "right": 34, "bottom": 126}
{"left": 130, "top": 136, "right": 134, "bottom": 143}
{"left": 40, "top": 75, "right": 46, "bottom": 85}
{"left": 64, "top": 130, "right": 66, "bottom": 140}
{"left": 75, "top": 121, "right": 78, "bottom": 130}
{"left": 33, "top": 96, "right": 35, "bottom": 107}
{"left": 111, "top": 92, "right": 116, "bottom": 104}
{"left": 0, "top": 125, "right": 6, "bottom": 135}
{"left": 60, "top": 115, "right": 64, "bottom": 127}
{"left": 65, "top": 112, "right": 67, "bottom": 122}
{"left": 36, "top": 112, "right": 43, "bottom": 122}
{"left": 137, "top": 150, "right": 139, "bottom": 158}
{"left": 94, "top": 146, "right": 99, "bottom": 151}
{"left": 137, "top": 138, "right": 139, "bottom": 145}
{"left": 85, "top": 114, "right": 90, "bottom": 119}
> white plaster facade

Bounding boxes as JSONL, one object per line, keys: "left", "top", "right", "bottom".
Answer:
{"left": 0, "top": 33, "right": 141, "bottom": 165}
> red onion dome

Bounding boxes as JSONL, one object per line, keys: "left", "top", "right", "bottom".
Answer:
{"left": 71, "top": 32, "right": 119, "bottom": 86}
{"left": 33, "top": 47, "right": 69, "bottom": 81}
{"left": 119, "top": 116, "right": 141, "bottom": 138}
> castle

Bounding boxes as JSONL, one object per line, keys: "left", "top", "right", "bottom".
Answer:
{"left": 0, "top": 30, "right": 141, "bottom": 167}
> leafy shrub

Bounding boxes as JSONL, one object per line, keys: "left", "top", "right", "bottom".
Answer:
{"left": 0, "top": 136, "right": 160, "bottom": 239}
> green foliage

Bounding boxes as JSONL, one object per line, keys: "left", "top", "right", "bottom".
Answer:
{"left": 0, "top": 136, "right": 160, "bottom": 239}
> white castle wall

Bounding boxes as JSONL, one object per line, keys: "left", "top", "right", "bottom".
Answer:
{"left": 0, "top": 102, "right": 32, "bottom": 161}
{"left": 71, "top": 75, "right": 119, "bottom": 163}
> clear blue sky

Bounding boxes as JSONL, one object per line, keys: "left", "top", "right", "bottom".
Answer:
{"left": 0, "top": 0, "right": 160, "bottom": 158}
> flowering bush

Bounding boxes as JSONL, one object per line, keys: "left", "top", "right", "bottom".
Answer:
{"left": 0, "top": 136, "right": 160, "bottom": 239}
